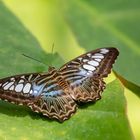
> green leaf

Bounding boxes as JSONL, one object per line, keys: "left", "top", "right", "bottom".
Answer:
{"left": 61, "top": 0, "right": 140, "bottom": 85}
{"left": 114, "top": 70, "right": 140, "bottom": 98}
{"left": 0, "top": 1, "right": 134, "bottom": 140}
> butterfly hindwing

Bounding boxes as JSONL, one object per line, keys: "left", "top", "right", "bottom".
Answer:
{"left": 29, "top": 90, "right": 77, "bottom": 121}
{"left": 69, "top": 78, "right": 105, "bottom": 102}
{"left": 26, "top": 70, "right": 77, "bottom": 121}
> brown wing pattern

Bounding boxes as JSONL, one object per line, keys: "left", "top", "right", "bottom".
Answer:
{"left": 0, "top": 69, "right": 77, "bottom": 122}
{"left": 29, "top": 90, "right": 77, "bottom": 121}
{"left": 0, "top": 47, "right": 119, "bottom": 122}
{"left": 0, "top": 73, "right": 41, "bottom": 105}
{"left": 70, "top": 78, "right": 105, "bottom": 102}
{"left": 59, "top": 48, "right": 119, "bottom": 102}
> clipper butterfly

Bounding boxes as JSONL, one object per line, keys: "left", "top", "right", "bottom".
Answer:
{"left": 0, "top": 47, "right": 119, "bottom": 122}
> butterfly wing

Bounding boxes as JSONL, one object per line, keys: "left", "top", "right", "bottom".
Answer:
{"left": 59, "top": 47, "right": 119, "bottom": 102}
{"left": 0, "top": 71, "right": 77, "bottom": 121}
{"left": 0, "top": 73, "right": 40, "bottom": 105}
{"left": 30, "top": 89, "right": 77, "bottom": 121}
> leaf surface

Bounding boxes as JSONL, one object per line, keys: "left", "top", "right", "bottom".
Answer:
{"left": 0, "top": 1, "right": 134, "bottom": 140}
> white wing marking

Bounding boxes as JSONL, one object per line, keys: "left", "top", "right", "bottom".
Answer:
{"left": 23, "top": 83, "right": 31, "bottom": 93}
{"left": 3, "top": 82, "right": 14, "bottom": 90}
{"left": 83, "top": 64, "right": 96, "bottom": 71}
{"left": 15, "top": 84, "right": 24, "bottom": 92}
{"left": 88, "top": 60, "right": 99, "bottom": 66}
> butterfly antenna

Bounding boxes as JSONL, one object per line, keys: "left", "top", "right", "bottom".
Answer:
{"left": 22, "top": 54, "right": 48, "bottom": 66}
{"left": 49, "top": 43, "right": 55, "bottom": 67}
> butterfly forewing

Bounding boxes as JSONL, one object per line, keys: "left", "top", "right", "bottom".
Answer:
{"left": 0, "top": 47, "right": 119, "bottom": 121}
{"left": 59, "top": 48, "right": 119, "bottom": 78}
{"left": 0, "top": 73, "right": 40, "bottom": 105}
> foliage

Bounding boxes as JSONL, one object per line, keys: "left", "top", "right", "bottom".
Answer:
{"left": 0, "top": 0, "right": 139, "bottom": 139}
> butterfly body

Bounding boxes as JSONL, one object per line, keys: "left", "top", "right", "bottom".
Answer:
{"left": 0, "top": 48, "right": 119, "bottom": 121}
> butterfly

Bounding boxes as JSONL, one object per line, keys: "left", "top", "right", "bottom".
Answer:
{"left": 0, "top": 47, "right": 119, "bottom": 122}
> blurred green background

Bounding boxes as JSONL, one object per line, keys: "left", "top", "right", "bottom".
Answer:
{"left": 0, "top": 0, "right": 140, "bottom": 139}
